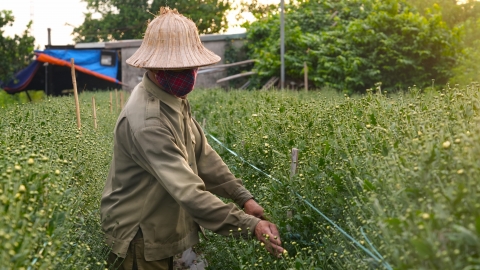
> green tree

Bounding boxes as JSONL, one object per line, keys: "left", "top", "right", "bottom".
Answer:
{"left": 406, "top": 0, "right": 480, "bottom": 84}
{"left": 73, "top": 0, "right": 232, "bottom": 43}
{"left": 406, "top": 0, "right": 480, "bottom": 28}
{"left": 450, "top": 18, "right": 480, "bottom": 84}
{"left": 0, "top": 10, "right": 35, "bottom": 84}
{"left": 244, "top": 0, "right": 461, "bottom": 93}
{"left": 406, "top": 0, "right": 480, "bottom": 47}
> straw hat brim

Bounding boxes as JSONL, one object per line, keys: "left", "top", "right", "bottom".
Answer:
{"left": 126, "top": 9, "right": 221, "bottom": 69}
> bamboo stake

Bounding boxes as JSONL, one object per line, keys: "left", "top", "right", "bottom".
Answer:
{"left": 92, "top": 96, "right": 97, "bottom": 130}
{"left": 304, "top": 62, "right": 309, "bottom": 91}
{"left": 288, "top": 147, "right": 299, "bottom": 232}
{"left": 70, "top": 58, "right": 81, "bottom": 129}
{"left": 216, "top": 71, "right": 256, "bottom": 83}
{"left": 290, "top": 148, "right": 299, "bottom": 177}
{"left": 120, "top": 91, "right": 124, "bottom": 110}
{"left": 287, "top": 210, "right": 293, "bottom": 232}
{"left": 109, "top": 92, "right": 112, "bottom": 113}
{"left": 115, "top": 89, "right": 119, "bottom": 113}
{"left": 198, "top": 59, "right": 256, "bottom": 70}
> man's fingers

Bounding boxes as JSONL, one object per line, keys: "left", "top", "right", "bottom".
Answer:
{"left": 269, "top": 223, "right": 279, "bottom": 235}
{"left": 262, "top": 223, "right": 281, "bottom": 246}
{"left": 255, "top": 220, "right": 285, "bottom": 257}
{"left": 262, "top": 233, "right": 281, "bottom": 246}
{"left": 269, "top": 236, "right": 281, "bottom": 246}
{"left": 259, "top": 234, "right": 283, "bottom": 255}
{"left": 264, "top": 242, "right": 285, "bottom": 257}
{"left": 269, "top": 223, "right": 281, "bottom": 244}
{"left": 257, "top": 221, "right": 281, "bottom": 245}
{"left": 272, "top": 244, "right": 285, "bottom": 256}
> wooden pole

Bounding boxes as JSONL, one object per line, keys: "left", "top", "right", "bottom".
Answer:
{"left": 120, "top": 91, "right": 124, "bottom": 110}
{"left": 304, "top": 62, "right": 308, "bottom": 91}
{"left": 280, "top": 0, "right": 285, "bottom": 89}
{"left": 216, "top": 71, "right": 256, "bottom": 84}
{"left": 92, "top": 96, "right": 97, "bottom": 130}
{"left": 198, "top": 59, "right": 256, "bottom": 70}
{"left": 109, "top": 92, "right": 112, "bottom": 113}
{"left": 286, "top": 210, "right": 293, "bottom": 232}
{"left": 70, "top": 58, "right": 81, "bottom": 129}
{"left": 288, "top": 147, "right": 299, "bottom": 232}
{"left": 290, "top": 148, "right": 299, "bottom": 177}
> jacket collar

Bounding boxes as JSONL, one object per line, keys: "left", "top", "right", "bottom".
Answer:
{"left": 142, "top": 72, "right": 185, "bottom": 114}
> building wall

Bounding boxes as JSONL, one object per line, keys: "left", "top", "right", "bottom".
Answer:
{"left": 120, "top": 47, "right": 146, "bottom": 91}
{"left": 195, "top": 38, "right": 246, "bottom": 89}
{"left": 118, "top": 33, "right": 247, "bottom": 91}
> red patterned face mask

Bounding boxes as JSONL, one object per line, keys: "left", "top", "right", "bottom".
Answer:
{"left": 154, "top": 68, "right": 198, "bottom": 98}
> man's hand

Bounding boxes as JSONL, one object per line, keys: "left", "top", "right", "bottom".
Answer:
{"left": 243, "top": 199, "right": 264, "bottom": 219}
{"left": 255, "top": 220, "right": 284, "bottom": 257}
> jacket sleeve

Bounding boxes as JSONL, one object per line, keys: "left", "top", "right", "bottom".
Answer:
{"left": 192, "top": 120, "right": 254, "bottom": 208}
{"left": 132, "top": 124, "right": 260, "bottom": 236}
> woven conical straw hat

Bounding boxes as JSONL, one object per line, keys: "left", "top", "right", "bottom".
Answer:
{"left": 126, "top": 7, "right": 221, "bottom": 69}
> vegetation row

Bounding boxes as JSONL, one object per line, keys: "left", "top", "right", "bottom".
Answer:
{"left": 190, "top": 85, "right": 480, "bottom": 269}
{"left": 0, "top": 84, "right": 479, "bottom": 269}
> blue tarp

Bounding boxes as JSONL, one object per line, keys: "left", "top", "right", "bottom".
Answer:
{"left": 1, "top": 61, "right": 42, "bottom": 93}
{"left": 1, "top": 49, "right": 119, "bottom": 93}
{"left": 40, "top": 49, "right": 118, "bottom": 79}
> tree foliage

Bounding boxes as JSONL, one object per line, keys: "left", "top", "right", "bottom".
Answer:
{"left": 0, "top": 10, "right": 35, "bottom": 85}
{"left": 406, "top": 0, "right": 480, "bottom": 84}
{"left": 406, "top": 0, "right": 480, "bottom": 28}
{"left": 73, "top": 0, "right": 232, "bottom": 43}
{"left": 244, "top": 0, "right": 461, "bottom": 93}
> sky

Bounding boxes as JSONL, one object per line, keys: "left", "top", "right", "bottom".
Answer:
{"left": 2, "top": 0, "right": 281, "bottom": 49}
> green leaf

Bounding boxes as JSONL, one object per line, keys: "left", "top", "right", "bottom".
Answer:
{"left": 410, "top": 238, "right": 433, "bottom": 258}
{"left": 363, "top": 179, "right": 375, "bottom": 191}
{"left": 476, "top": 216, "right": 480, "bottom": 236}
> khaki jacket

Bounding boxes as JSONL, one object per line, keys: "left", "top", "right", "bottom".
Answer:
{"left": 101, "top": 73, "right": 260, "bottom": 261}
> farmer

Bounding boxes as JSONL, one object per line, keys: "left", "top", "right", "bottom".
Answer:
{"left": 101, "top": 7, "right": 284, "bottom": 269}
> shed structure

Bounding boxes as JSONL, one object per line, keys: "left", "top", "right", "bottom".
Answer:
{"left": 2, "top": 33, "right": 247, "bottom": 95}
{"left": 76, "top": 33, "right": 247, "bottom": 91}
